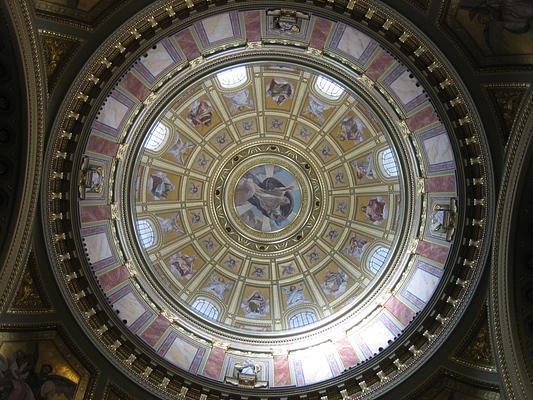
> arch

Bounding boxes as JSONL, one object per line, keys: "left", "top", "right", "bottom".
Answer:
{"left": 144, "top": 122, "right": 169, "bottom": 152}
{"left": 378, "top": 147, "right": 399, "bottom": 178}
{"left": 314, "top": 75, "right": 344, "bottom": 100}
{"left": 216, "top": 66, "right": 248, "bottom": 89}
{"left": 136, "top": 218, "right": 157, "bottom": 249}
{"left": 191, "top": 298, "right": 220, "bottom": 320}
{"left": 288, "top": 309, "right": 318, "bottom": 329}
{"left": 366, "top": 245, "right": 390, "bottom": 275}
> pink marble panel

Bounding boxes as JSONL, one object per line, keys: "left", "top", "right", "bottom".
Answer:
{"left": 98, "top": 264, "right": 130, "bottom": 291}
{"left": 245, "top": 11, "right": 261, "bottom": 42}
{"left": 174, "top": 29, "right": 201, "bottom": 60}
{"left": 310, "top": 17, "right": 332, "bottom": 50}
{"left": 86, "top": 135, "right": 119, "bottom": 157}
{"left": 119, "top": 72, "right": 151, "bottom": 101}
{"left": 202, "top": 346, "right": 225, "bottom": 379}
{"left": 424, "top": 175, "right": 456, "bottom": 193}
{"left": 384, "top": 296, "right": 416, "bottom": 326}
{"left": 417, "top": 240, "right": 449, "bottom": 264}
{"left": 80, "top": 205, "right": 111, "bottom": 223}
{"left": 142, "top": 315, "right": 171, "bottom": 347}
{"left": 366, "top": 49, "right": 395, "bottom": 81}
{"left": 406, "top": 105, "right": 438, "bottom": 132}
{"left": 274, "top": 354, "right": 292, "bottom": 386}
{"left": 335, "top": 338, "right": 359, "bottom": 369}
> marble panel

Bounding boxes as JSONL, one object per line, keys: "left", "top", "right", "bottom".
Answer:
{"left": 95, "top": 96, "right": 130, "bottom": 130}
{"left": 80, "top": 205, "right": 111, "bottom": 223}
{"left": 292, "top": 344, "right": 333, "bottom": 385}
{"left": 245, "top": 11, "right": 261, "bottom": 41}
{"left": 388, "top": 70, "right": 425, "bottom": 105}
{"left": 309, "top": 17, "right": 332, "bottom": 50}
{"left": 113, "top": 291, "right": 146, "bottom": 328}
{"left": 81, "top": 227, "right": 115, "bottom": 270}
{"left": 384, "top": 296, "right": 415, "bottom": 326}
{"left": 97, "top": 264, "right": 130, "bottom": 291}
{"left": 163, "top": 335, "right": 199, "bottom": 370}
{"left": 140, "top": 44, "right": 175, "bottom": 78}
{"left": 403, "top": 262, "right": 443, "bottom": 309}
{"left": 366, "top": 49, "right": 395, "bottom": 81}
{"left": 86, "top": 135, "right": 119, "bottom": 156}
{"left": 416, "top": 240, "right": 450, "bottom": 264}
{"left": 360, "top": 318, "right": 395, "bottom": 354}
{"left": 424, "top": 175, "right": 456, "bottom": 193}
{"left": 335, "top": 338, "right": 359, "bottom": 369}
{"left": 421, "top": 129, "right": 454, "bottom": 170}
{"left": 203, "top": 346, "right": 225, "bottom": 379}
{"left": 141, "top": 315, "right": 171, "bottom": 347}
{"left": 406, "top": 105, "right": 438, "bottom": 132}
{"left": 201, "top": 13, "right": 233, "bottom": 43}
{"left": 273, "top": 354, "right": 291, "bottom": 386}
{"left": 174, "top": 29, "right": 201, "bottom": 60}
{"left": 119, "top": 72, "right": 151, "bottom": 101}
{"left": 336, "top": 25, "right": 374, "bottom": 60}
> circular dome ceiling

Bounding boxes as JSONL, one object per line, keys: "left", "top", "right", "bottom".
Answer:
{"left": 129, "top": 61, "right": 407, "bottom": 335}
{"left": 42, "top": 2, "right": 493, "bottom": 398}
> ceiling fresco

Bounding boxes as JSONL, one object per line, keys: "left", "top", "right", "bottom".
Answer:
{"left": 39, "top": 2, "right": 493, "bottom": 398}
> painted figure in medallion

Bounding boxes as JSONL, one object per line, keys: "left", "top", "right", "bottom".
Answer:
{"left": 282, "top": 283, "right": 306, "bottom": 307}
{"left": 79, "top": 156, "right": 105, "bottom": 199}
{"left": 241, "top": 291, "right": 270, "bottom": 318}
{"left": 267, "top": 9, "right": 309, "bottom": 34}
{"left": 148, "top": 172, "right": 175, "bottom": 200}
{"left": 225, "top": 89, "right": 253, "bottom": 114}
{"left": 235, "top": 165, "right": 300, "bottom": 230}
{"left": 204, "top": 274, "right": 232, "bottom": 300}
{"left": 322, "top": 270, "right": 348, "bottom": 297}
{"left": 361, "top": 197, "right": 387, "bottom": 224}
{"left": 168, "top": 252, "right": 195, "bottom": 280}
{"left": 338, "top": 116, "right": 365, "bottom": 142}
{"left": 186, "top": 99, "right": 213, "bottom": 126}
{"left": 158, "top": 213, "right": 184, "bottom": 235}
{"left": 266, "top": 79, "right": 293, "bottom": 105}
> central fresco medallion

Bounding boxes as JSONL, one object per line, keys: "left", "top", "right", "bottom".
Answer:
{"left": 234, "top": 164, "right": 301, "bottom": 233}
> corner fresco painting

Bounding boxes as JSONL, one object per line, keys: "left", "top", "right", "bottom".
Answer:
{"left": 0, "top": 331, "right": 91, "bottom": 400}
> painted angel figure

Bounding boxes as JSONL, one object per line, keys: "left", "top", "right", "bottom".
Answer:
{"left": 204, "top": 274, "right": 232, "bottom": 300}
{"left": 148, "top": 172, "right": 175, "bottom": 200}
{"left": 351, "top": 154, "right": 375, "bottom": 181}
{"left": 157, "top": 213, "right": 184, "bottom": 235}
{"left": 339, "top": 116, "right": 365, "bottom": 142}
{"left": 302, "top": 95, "right": 330, "bottom": 124}
{"left": 283, "top": 283, "right": 306, "bottom": 307}
{"left": 345, "top": 236, "right": 369, "bottom": 260}
{"left": 266, "top": 79, "right": 293, "bottom": 105}
{"left": 186, "top": 99, "right": 213, "bottom": 126}
{"left": 241, "top": 291, "right": 269, "bottom": 318}
{"left": 168, "top": 252, "right": 195, "bottom": 280}
{"left": 322, "top": 270, "right": 348, "bottom": 297}
{"left": 361, "top": 197, "right": 387, "bottom": 224}
{"left": 168, "top": 134, "right": 194, "bottom": 164}
{"left": 225, "top": 89, "right": 253, "bottom": 114}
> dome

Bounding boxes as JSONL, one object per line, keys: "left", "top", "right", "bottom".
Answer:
{"left": 40, "top": 3, "right": 493, "bottom": 398}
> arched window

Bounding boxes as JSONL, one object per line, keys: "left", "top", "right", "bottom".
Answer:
{"left": 378, "top": 148, "right": 399, "bottom": 177}
{"left": 288, "top": 310, "right": 318, "bottom": 329}
{"left": 136, "top": 219, "right": 157, "bottom": 249}
{"left": 144, "top": 122, "right": 169, "bottom": 152}
{"left": 216, "top": 66, "right": 247, "bottom": 89}
{"left": 314, "top": 75, "right": 344, "bottom": 100}
{"left": 192, "top": 298, "right": 219, "bottom": 320}
{"left": 366, "top": 245, "right": 390, "bottom": 275}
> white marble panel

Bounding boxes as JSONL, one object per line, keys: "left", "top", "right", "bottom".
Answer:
{"left": 292, "top": 343, "right": 333, "bottom": 384}
{"left": 389, "top": 70, "right": 424, "bottom": 104}
{"left": 422, "top": 133, "right": 454, "bottom": 165}
{"left": 113, "top": 292, "right": 146, "bottom": 327}
{"left": 97, "top": 97, "right": 129, "bottom": 129}
{"left": 84, "top": 232, "right": 112, "bottom": 263}
{"left": 405, "top": 268, "right": 440, "bottom": 303}
{"left": 360, "top": 319, "right": 394, "bottom": 354}
{"left": 164, "top": 336, "right": 197, "bottom": 370}
{"left": 141, "top": 45, "right": 174, "bottom": 77}
{"left": 337, "top": 26, "right": 373, "bottom": 59}
{"left": 202, "top": 13, "right": 233, "bottom": 43}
